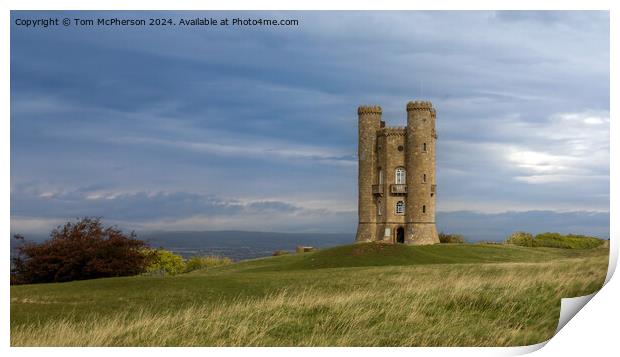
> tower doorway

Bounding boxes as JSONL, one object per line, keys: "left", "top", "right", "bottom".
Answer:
{"left": 396, "top": 227, "right": 405, "bottom": 244}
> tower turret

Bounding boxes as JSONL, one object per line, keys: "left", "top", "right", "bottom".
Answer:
{"left": 355, "top": 105, "right": 382, "bottom": 242}
{"left": 404, "top": 101, "right": 439, "bottom": 244}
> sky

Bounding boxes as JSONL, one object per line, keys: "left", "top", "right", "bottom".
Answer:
{"left": 10, "top": 11, "right": 610, "bottom": 237}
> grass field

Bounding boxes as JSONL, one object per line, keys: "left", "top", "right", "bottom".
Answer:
{"left": 10, "top": 243, "right": 609, "bottom": 347}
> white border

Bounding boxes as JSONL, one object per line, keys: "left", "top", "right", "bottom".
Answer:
{"left": 2, "top": 1, "right": 616, "bottom": 356}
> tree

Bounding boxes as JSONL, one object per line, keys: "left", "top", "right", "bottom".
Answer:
{"left": 11, "top": 217, "right": 153, "bottom": 284}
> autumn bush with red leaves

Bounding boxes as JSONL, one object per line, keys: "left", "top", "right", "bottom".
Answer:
{"left": 11, "top": 217, "right": 154, "bottom": 285}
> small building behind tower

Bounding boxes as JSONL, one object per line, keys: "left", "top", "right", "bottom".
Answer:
{"left": 355, "top": 100, "right": 439, "bottom": 245}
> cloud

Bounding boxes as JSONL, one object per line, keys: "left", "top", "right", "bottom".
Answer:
{"left": 10, "top": 187, "right": 357, "bottom": 234}
{"left": 10, "top": 11, "right": 609, "bottom": 234}
{"left": 503, "top": 110, "right": 609, "bottom": 183}
{"left": 434, "top": 107, "right": 609, "bottom": 213}
{"left": 106, "top": 135, "right": 356, "bottom": 166}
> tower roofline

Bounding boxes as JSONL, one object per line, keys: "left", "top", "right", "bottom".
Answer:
{"left": 357, "top": 105, "right": 382, "bottom": 115}
{"left": 406, "top": 100, "right": 433, "bottom": 111}
{"left": 377, "top": 127, "right": 406, "bottom": 137}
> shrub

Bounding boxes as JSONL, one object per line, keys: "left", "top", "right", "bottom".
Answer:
{"left": 505, "top": 231, "right": 604, "bottom": 249}
{"left": 272, "top": 250, "right": 290, "bottom": 256}
{"left": 438, "top": 232, "right": 465, "bottom": 244}
{"left": 505, "top": 231, "right": 534, "bottom": 247}
{"left": 11, "top": 217, "right": 152, "bottom": 284}
{"left": 534, "top": 232, "right": 604, "bottom": 249}
{"left": 185, "top": 255, "right": 232, "bottom": 272}
{"left": 145, "top": 249, "right": 186, "bottom": 276}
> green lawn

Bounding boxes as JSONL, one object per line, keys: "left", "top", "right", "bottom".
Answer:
{"left": 10, "top": 243, "right": 609, "bottom": 347}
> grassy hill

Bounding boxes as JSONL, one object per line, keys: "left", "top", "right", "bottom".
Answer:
{"left": 10, "top": 243, "right": 609, "bottom": 347}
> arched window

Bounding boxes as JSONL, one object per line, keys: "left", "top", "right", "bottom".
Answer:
{"left": 378, "top": 168, "right": 383, "bottom": 185}
{"left": 377, "top": 198, "right": 382, "bottom": 216}
{"left": 423, "top": 143, "right": 427, "bottom": 152}
{"left": 423, "top": 174, "right": 427, "bottom": 183}
{"left": 395, "top": 167, "right": 406, "bottom": 184}
{"left": 396, "top": 201, "right": 405, "bottom": 214}
{"left": 422, "top": 205, "right": 426, "bottom": 213}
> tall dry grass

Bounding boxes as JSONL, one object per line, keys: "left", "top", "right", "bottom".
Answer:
{"left": 11, "top": 256, "right": 607, "bottom": 347}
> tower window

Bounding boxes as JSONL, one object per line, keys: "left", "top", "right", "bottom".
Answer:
{"left": 395, "top": 167, "right": 406, "bottom": 184}
{"left": 378, "top": 168, "right": 383, "bottom": 184}
{"left": 377, "top": 198, "right": 382, "bottom": 216}
{"left": 423, "top": 174, "right": 427, "bottom": 183}
{"left": 423, "top": 143, "right": 427, "bottom": 152}
{"left": 422, "top": 205, "right": 426, "bottom": 213}
{"left": 396, "top": 201, "right": 405, "bottom": 214}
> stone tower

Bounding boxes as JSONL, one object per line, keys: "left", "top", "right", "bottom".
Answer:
{"left": 355, "top": 100, "right": 439, "bottom": 245}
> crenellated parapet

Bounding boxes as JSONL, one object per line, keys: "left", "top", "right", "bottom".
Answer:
{"left": 377, "top": 127, "right": 406, "bottom": 137}
{"left": 358, "top": 105, "right": 382, "bottom": 115}
{"left": 406, "top": 100, "right": 433, "bottom": 112}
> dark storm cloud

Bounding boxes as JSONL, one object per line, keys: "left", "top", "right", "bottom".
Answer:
{"left": 10, "top": 11, "right": 609, "bottom": 234}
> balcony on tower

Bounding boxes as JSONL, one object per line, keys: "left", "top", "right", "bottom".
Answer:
{"left": 390, "top": 184, "right": 407, "bottom": 194}
{"left": 372, "top": 184, "right": 384, "bottom": 195}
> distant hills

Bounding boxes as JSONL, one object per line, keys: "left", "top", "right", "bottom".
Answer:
{"left": 436, "top": 210, "right": 609, "bottom": 242}
{"left": 140, "top": 231, "right": 353, "bottom": 260}
{"left": 10, "top": 210, "right": 608, "bottom": 261}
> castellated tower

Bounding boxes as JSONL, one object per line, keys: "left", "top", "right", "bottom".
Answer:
{"left": 355, "top": 101, "right": 439, "bottom": 245}
{"left": 355, "top": 105, "right": 382, "bottom": 243}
